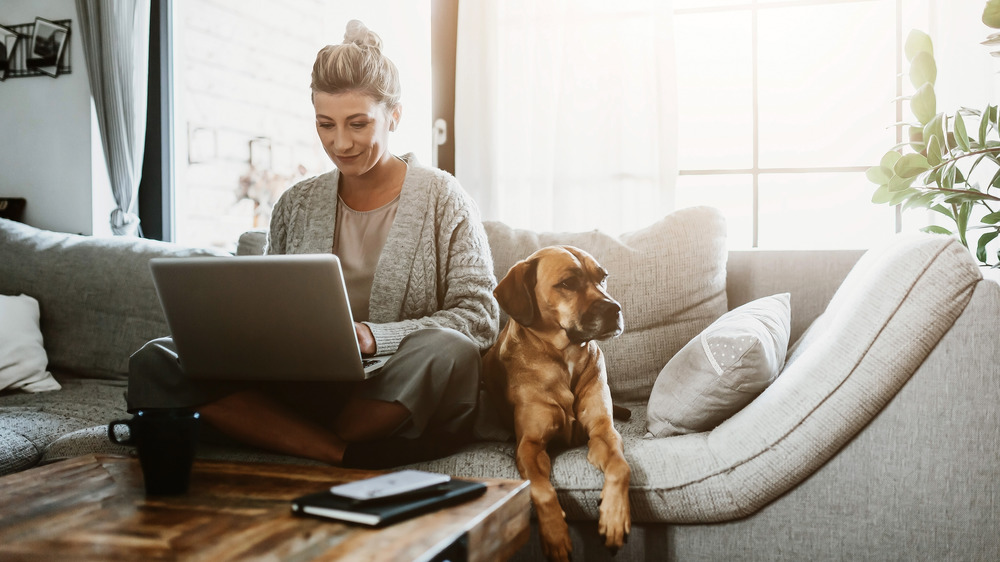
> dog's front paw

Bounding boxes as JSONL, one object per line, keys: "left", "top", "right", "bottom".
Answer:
{"left": 597, "top": 493, "right": 631, "bottom": 551}
{"left": 539, "top": 515, "right": 572, "bottom": 562}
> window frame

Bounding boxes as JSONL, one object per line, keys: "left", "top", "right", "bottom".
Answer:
{"left": 674, "top": 0, "right": 905, "bottom": 247}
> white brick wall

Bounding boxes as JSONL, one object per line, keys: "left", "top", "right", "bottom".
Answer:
{"left": 174, "top": 0, "right": 332, "bottom": 251}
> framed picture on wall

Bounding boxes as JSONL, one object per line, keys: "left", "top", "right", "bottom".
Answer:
{"left": 0, "top": 24, "right": 21, "bottom": 81}
{"left": 26, "top": 17, "right": 69, "bottom": 77}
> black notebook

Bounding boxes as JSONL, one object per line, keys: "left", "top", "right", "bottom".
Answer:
{"left": 290, "top": 479, "right": 488, "bottom": 527}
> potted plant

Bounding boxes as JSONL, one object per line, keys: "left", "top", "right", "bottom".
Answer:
{"left": 867, "top": 2, "right": 1000, "bottom": 267}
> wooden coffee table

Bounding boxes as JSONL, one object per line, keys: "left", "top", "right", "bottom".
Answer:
{"left": 0, "top": 454, "right": 530, "bottom": 561}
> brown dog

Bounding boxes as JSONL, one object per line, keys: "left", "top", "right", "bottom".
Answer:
{"left": 482, "top": 245, "right": 631, "bottom": 561}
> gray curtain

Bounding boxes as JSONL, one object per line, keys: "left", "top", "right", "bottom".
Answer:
{"left": 76, "top": 0, "right": 151, "bottom": 236}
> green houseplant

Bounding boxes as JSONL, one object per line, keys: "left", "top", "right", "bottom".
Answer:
{"left": 868, "top": 5, "right": 1000, "bottom": 267}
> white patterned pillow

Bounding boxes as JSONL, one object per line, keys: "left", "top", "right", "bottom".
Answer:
{"left": 646, "top": 293, "right": 791, "bottom": 437}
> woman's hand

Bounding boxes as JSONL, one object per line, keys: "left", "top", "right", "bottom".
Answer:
{"left": 354, "top": 322, "right": 376, "bottom": 355}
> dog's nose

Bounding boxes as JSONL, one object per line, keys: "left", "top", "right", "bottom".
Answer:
{"left": 591, "top": 299, "right": 623, "bottom": 330}
{"left": 593, "top": 299, "right": 622, "bottom": 318}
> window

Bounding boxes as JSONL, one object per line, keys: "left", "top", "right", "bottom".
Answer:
{"left": 673, "top": 0, "right": 932, "bottom": 249}
{"left": 148, "top": 1, "right": 968, "bottom": 251}
{"left": 169, "top": 1, "right": 432, "bottom": 251}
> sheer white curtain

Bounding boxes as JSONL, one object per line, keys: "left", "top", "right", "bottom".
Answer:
{"left": 455, "top": 0, "right": 677, "bottom": 234}
{"left": 76, "top": 0, "right": 150, "bottom": 236}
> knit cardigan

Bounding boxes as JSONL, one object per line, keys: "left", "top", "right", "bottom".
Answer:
{"left": 265, "top": 155, "right": 500, "bottom": 355}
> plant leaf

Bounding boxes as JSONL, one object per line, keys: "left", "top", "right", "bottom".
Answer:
{"left": 983, "top": 211, "right": 1000, "bottom": 224}
{"left": 908, "top": 126, "right": 924, "bottom": 152}
{"left": 923, "top": 114, "right": 945, "bottom": 155}
{"left": 954, "top": 111, "right": 970, "bottom": 152}
{"left": 943, "top": 163, "right": 957, "bottom": 190}
{"left": 889, "top": 187, "right": 918, "bottom": 206}
{"left": 926, "top": 165, "right": 942, "bottom": 186}
{"left": 893, "top": 153, "right": 930, "bottom": 178}
{"left": 980, "top": 105, "right": 991, "bottom": 146}
{"left": 880, "top": 151, "right": 901, "bottom": 169}
{"left": 909, "top": 51, "right": 937, "bottom": 88}
{"left": 985, "top": 0, "right": 1000, "bottom": 29}
{"left": 888, "top": 174, "right": 916, "bottom": 193}
{"left": 958, "top": 201, "right": 972, "bottom": 247}
{"left": 926, "top": 134, "right": 943, "bottom": 166}
{"left": 872, "top": 184, "right": 892, "bottom": 204}
{"left": 904, "top": 29, "right": 934, "bottom": 60}
{"left": 921, "top": 225, "right": 953, "bottom": 235}
{"left": 977, "top": 230, "right": 999, "bottom": 264}
{"left": 866, "top": 165, "right": 892, "bottom": 185}
{"left": 910, "top": 83, "right": 936, "bottom": 124}
{"left": 930, "top": 204, "right": 954, "bottom": 219}
{"left": 944, "top": 192, "right": 990, "bottom": 205}
{"left": 903, "top": 190, "right": 938, "bottom": 211}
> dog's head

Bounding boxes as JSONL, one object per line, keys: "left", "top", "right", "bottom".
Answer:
{"left": 494, "top": 245, "right": 623, "bottom": 344}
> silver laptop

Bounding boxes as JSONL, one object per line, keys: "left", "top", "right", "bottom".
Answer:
{"left": 148, "top": 254, "right": 388, "bottom": 381}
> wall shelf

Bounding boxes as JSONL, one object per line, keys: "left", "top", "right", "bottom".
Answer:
{"left": 1, "top": 19, "right": 72, "bottom": 79}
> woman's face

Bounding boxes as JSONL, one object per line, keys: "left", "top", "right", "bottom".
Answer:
{"left": 314, "top": 90, "right": 400, "bottom": 178}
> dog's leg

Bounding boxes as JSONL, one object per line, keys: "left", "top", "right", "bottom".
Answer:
{"left": 577, "top": 385, "right": 631, "bottom": 551}
{"left": 514, "top": 410, "right": 573, "bottom": 562}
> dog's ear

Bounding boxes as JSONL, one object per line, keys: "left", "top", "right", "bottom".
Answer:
{"left": 494, "top": 258, "right": 538, "bottom": 327}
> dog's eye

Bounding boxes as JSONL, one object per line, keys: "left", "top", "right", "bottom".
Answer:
{"left": 557, "top": 278, "right": 580, "bottom": 291}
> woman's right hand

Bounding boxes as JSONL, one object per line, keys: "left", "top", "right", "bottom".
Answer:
{"left": 354, "top": 322, "right": 376, "bottom": 355}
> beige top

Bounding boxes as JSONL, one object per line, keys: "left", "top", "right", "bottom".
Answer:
{"left": 333, "top": 194, "right": 400, "bottom": 322}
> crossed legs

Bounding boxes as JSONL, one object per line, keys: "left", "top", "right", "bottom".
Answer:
{"left": 127, "top": 328, "right": 480, "bottom": 467}
{"left": 199, "top": 390, "right": 409, "bottom": 465}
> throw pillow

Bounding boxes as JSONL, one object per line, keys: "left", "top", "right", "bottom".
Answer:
{"left": 646, "top": 292, "right": 791, "bottom": 437}
{"left": 0, "top": 294, "right": 61, "bottom": 393}
{"left": 484, "top": 206, "right": 729, "bottom": 402}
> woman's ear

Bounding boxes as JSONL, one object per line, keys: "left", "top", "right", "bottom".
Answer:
{"left": 389, "top": 103, "right": 402, "bottom": 131}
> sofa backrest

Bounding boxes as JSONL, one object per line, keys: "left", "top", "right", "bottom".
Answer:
{"left": 727, "top": 249, "right": 865, "bottom": 344}
{"left": 0, "top": 219, "right": 229, "bottom": 380}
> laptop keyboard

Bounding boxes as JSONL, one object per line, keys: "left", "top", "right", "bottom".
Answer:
{"left": 362, "top": 358, "right": 381, "bottom": 368}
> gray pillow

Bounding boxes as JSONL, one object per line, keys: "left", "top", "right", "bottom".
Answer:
{"left": 646, "top": 293, "right": 791, "bottom": 437}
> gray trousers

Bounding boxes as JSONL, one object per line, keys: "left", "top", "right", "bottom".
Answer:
{"left": 127, "top": 327, "right": 482, "bottom": 447}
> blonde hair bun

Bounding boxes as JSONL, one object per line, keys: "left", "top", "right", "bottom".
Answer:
{"left": 311, "top": 20, "right": 400, "bottom": 107}
{"left": 343, "top": 19, "right": 382, "bottom": 52}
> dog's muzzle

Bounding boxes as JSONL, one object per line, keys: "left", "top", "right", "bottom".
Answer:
{"left": 568, "top": 298, "right": 624, "bottom": 343}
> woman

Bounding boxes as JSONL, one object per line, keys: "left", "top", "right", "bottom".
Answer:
{"left": 127, "top": 20, "right": 499, "bottom": 468}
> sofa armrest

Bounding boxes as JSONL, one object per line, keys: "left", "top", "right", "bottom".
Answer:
{"left": 668, "top": 270, "right": 1000, "bottom": 559}
{"left": 727, "top": 249, "right": 865, "bottom": 344}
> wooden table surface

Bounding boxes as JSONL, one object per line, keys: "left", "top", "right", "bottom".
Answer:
{"left": 0, "top": 454, "right": 530, "bottom": 561}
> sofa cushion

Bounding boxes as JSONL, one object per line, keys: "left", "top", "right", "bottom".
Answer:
{"left": 0, "top": 373, "right": 131, "bottom": 475}
{"left": 484, "top": 206, "right": 729, "bottom": 401}
{"left": 646, "top": 292, "right": 790, "bottom": 437}
{"left": 0, "top": 409, "right": 87, "bottom": 475}
{"left": 0, "top": 219, "right": 229, "bottom": 380}
{"left": 0, "top": 294, "right": 60, "bottom": 393}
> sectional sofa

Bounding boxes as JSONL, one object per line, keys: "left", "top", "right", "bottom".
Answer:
{"left": 1, "top": 209, "right": 998, "bottom": 561}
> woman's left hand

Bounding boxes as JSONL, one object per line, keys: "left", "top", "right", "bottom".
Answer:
{"left": 354, "top": 322, "right": 376, "bottom": 355}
